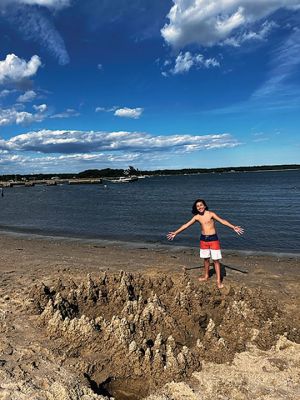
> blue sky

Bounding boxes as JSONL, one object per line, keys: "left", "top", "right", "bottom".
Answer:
{"left": 0, "top": 0, "right": 299, "bottom": 174}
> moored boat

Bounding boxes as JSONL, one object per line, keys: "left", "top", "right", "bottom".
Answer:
{"left": 107, "top": 176, "right": 138, "bottom": 183}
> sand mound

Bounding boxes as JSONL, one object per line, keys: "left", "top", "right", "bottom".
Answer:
{"left": 0, "top": 295, "right": 106, "bottom": 400}
{"left": 26, "top": 271, "right": 298, "bottom": 399}
{"left": 147, "top": 336, "right": 300, "bottom": 400}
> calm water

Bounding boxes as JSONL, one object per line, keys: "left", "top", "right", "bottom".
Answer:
{"left": 0, "top": 170, "right": 299, "bottom": 254}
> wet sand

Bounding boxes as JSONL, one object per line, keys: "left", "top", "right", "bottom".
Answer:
{"left": 0, "top": 232, "right": 299, "bottom": 399}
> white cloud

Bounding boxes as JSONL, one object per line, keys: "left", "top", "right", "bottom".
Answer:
{"left": 17, "top": 90, "right": 37, "bottom": 103}
{"left": 97, "top": 63, "right": 103, "bottom": 70}
{"left": 0, "top": 54, "right": 41, "bottom": 84}
{"left": 223, "top": 20, "right": 278, "bottom": 47}
{"left": 253, "top": 28, "right": 300, "bottom": 98}
{"left": 171, "top": 51, "right": 219, "bottom": 74}
{"left": 20, "top": 0, "right": 70, "bottom": 9}
{"left": 33, "top": 103, "right": 47, "bottom": 113}
{"left": 0, "top": 151, "right": 139, "bottom": 174}
{"left": 0, "top": 0, "right": 70, "bottom": 10}
{"left": 0, "top": 105, "right": 47, "bottom": 126}
{"left": 161, "top": 0, "right": 300, "bottom": 48}
{"left": 0, "top": 129, "right": 240, "bottom": 154}
{"left": 207, "top": 27, "right": 300, "bottom": 114}
{"left": 114, "top": 107, "right": 144, "bottom": 119}
{"left": 0, "top": 129, "right": 242, "bottom": 173}
{"left": 173, "top": 52, "right": 194, "bottom": 74}
{"left": 4, "top": 5, "right": 70, "bottom": 65}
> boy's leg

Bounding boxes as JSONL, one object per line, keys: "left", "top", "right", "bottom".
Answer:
{"left": 199, "top": 258, "right": 210, "bottom": 282}
{"left": 213, "top": 260, "right": 224, "bottom": 289}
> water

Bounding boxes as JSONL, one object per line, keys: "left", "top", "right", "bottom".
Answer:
{"left": 0, "top": 170, "right": 299, "bottom": 254}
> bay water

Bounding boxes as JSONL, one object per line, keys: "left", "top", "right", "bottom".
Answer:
{"left": 0, "top": 170, "right": 299, "bottom": 254}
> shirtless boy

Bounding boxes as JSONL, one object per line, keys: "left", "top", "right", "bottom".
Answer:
{"left": 167, "top": 199, "right": 244, "bottom": 289}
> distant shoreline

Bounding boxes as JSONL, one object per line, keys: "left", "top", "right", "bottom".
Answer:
{"left": 0, "top": 164, "right": 299, "bottom": 181}
{"left": 2, "top": 167, "right": 299, "bottom": 189}
{"left": 157, "top": 167, "right": 300, "bottom": 176}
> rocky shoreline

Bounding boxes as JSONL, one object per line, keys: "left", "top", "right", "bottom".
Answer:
{"left": 0, "top": 233, "right": 299, "bottom": 399}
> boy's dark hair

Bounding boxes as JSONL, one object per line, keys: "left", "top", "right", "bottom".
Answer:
{"left": 192, "top": 199, "right": 209, "bottom": 215}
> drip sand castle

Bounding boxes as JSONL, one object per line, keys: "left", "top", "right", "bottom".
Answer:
{"left": 0, "top": 234, "right": 299, "bottom": 399}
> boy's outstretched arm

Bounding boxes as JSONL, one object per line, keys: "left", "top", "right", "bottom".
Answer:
{"left": 211, "top": 212, "right": 244, "bottom": 235}
{"left": 167, "top": 217, "right": 196, "bottom": 240}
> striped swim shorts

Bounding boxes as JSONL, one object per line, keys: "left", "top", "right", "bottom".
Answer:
{"left": 200, "top": 234, "right": 222, "bottom": 260}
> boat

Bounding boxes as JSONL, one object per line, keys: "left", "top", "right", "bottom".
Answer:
{"left": 107, "top": 176, "right": 138, "bottom": 183}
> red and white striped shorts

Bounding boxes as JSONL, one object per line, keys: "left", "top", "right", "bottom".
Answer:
{"left": 200, "top": 234, "right": 222, "bottom": 260}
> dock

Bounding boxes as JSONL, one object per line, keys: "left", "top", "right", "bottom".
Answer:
{"left": 0, "top": 178, "right": 103, "bottom": 187}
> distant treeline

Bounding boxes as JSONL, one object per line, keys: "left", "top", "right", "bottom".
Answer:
{"left": 0, "top": 164, "right": 299, "bottom": 181}
{"left": 142, "top": 164, "right": 300, "bottom": 176}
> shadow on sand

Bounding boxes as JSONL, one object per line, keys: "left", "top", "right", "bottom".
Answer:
{"left": 183, "top": 262, "right": 248, "bottom": 280}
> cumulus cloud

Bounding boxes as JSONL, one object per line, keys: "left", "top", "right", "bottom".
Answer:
{"left": 0, "top": 129, "right": 242, "bottom": 173}
{"left": 33, "top": 103, "right": 47, "bottom": 112}
{"left": 114, "top": 107, "right": 144, "bottom": 119}
{"left": 0, "top": 151, "right": 139, "bottom": 174}
{"left": 0, "top": 129, "right": 240, "bottom": 154}
{"left": 170, "top": 51, "right": 220, "bottom": 74}
{"left": 161, "top": 0, "right": 300, "bottom": 48}
{"left": 0, "top": 54, "right": 41, "bottom": 85}
{"left": 0, "top": 105, "right": 47, "bottom": 126}
{"left": 17, "top": 90, "right": 37, "bottom": 103}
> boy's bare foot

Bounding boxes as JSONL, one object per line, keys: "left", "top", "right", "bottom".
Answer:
{"left": 199, "top": 276, "right": 209, "bottom": 282}
{"left": 217, "top": 282, "right": 224, "bottom": 289}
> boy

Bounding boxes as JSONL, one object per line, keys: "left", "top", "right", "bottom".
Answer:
{"left": 167, "top": 199, "right": 244, "bottom": 288}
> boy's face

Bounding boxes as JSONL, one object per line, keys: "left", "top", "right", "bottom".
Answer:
{"left": 196, "top": 202, "right": 206, "bottom": 213}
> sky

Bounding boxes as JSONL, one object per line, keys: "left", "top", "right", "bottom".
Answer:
{"left": 0, "top": 0, "right": 300, "bottom": 174}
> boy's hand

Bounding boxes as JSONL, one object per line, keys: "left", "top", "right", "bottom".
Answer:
{"left": 167, "top": 232, "right": 176, "bottom": 240}
{"left": 233, "top": 226, "right": 244, "bottom": 235}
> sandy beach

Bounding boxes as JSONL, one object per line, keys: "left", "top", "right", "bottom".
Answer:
{"left": 0, "top": 232, "right": 299, "bottom": 399}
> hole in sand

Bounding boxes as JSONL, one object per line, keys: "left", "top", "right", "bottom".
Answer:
{"left": 84, "top": 374, "right": 112, "bottom": 397}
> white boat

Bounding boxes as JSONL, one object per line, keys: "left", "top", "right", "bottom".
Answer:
{"left": 108, "top": 176, "right": 138, "bottom": 183}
